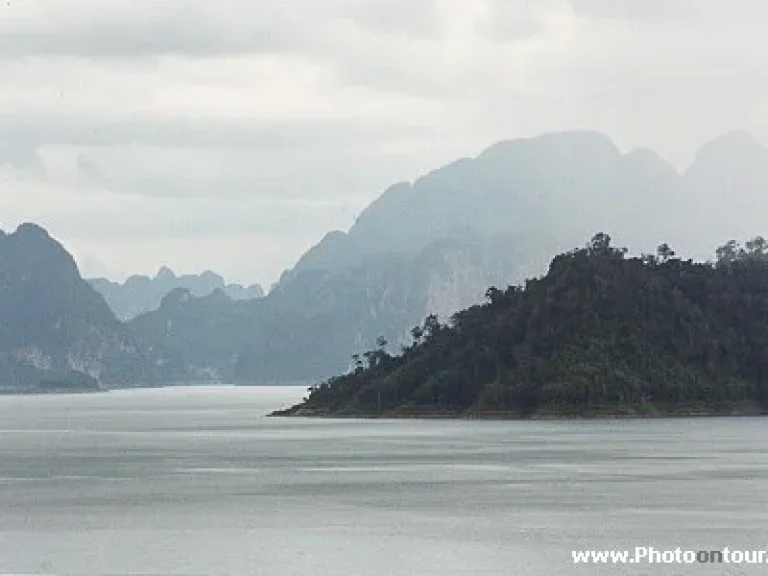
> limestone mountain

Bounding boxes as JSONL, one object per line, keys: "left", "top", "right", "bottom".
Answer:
{"left": 0, "top": 223, "right": 184, "bottom": 391}
{"left": 128, "top": 287, "right": 257, "bottom": 383}
{"left": 678, "top": 130, "right": 768, "bottom": 258}
{"left": 89, "top": 268, "right": 264, "bottom": 321}
{"left": 284, "top": 130, "right": 686, "bottom": 281}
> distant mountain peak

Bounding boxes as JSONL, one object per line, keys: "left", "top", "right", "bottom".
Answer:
{"left": 710, "top": 129, "right": 761, "bottom": 148}
{"left": 0, "top": 222, "right": 175, "bottom": 390}
{"left": 199, "top": 270, "right": 221, "bottom": 281}
{"left": 156, "top": 266, "right": 176, "bottom": 281}
{"left": 688, "top": 130, "right": 765, "bottom": 174}
{"left": 14, "top": 222, "right": 53, "bottom": 240}
{"left": 478, "top": 130, "right": 621, "bottom": 161}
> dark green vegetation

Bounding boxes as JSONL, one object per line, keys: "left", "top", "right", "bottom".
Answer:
{"left": 275, "top": 234, "right": 768, "bottom": 418}
{"left": 29, "top": 374, "right": 103, "bottom": 394}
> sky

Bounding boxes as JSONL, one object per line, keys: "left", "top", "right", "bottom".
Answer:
{"left": 0, "top": 0, "right": 766, "bottom": 286}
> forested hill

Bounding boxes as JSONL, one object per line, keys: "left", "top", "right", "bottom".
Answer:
{"left": 275, "top": 234, "right": 768, "bottom": 418}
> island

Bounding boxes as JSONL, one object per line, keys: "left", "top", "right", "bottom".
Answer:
{"left": 273, "top": 234, "right": 768, "bottom": 419}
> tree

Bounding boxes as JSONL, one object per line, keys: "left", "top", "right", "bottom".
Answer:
{"left": 485, "top": 286, "right": 504, "bottom": 305}
{"left": 716, "top": 240, "right": 740, "bottom": 265}
{"left": 641, "top": 253, "right": 658, "bottom": 266}
{"left": 745, "top": 236, "right": 768, "bottom": 259}
{"left": 423, "top": 314, "right": 441, "bottom": 339}
{"left": 656, "top": 243, "right": 675, "bottom": 263}
{"left": 587, "top": 232, "right": 612, "bottom": 255}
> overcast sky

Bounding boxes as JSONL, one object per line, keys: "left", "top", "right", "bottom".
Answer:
{"left": 0, "top": 0, "right": 765, "bottom": 285}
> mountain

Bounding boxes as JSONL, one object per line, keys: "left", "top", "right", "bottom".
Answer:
{"left": 128, "top": 287, "right": 257, "bottom": 383}
{"left": 130, "top": 129, "right": 768, "bottom": 386}
{"left": 284, "top": 130, "right": 685, "bottom": 280}
{"left": 275, "top": 234, "right": 768, "bottom": 418}
{"left": 0, "top": 224, "right": 185, "bottom": 391}
{"left": 679, "top": 130, "right": 768, "bottom": 255}
{"left": 89, "top": 268, "right": 264, "bottom": 321}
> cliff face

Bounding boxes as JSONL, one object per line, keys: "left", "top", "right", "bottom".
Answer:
{"left": 420, "top": 234, "right": 557, "bottom": 321}
{"left": 0, "top": 223, "right": 184, "bottom": 390}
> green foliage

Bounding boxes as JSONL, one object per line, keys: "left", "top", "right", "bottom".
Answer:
{"left": 285, "top": 233, "right": 768, "bottom": 417}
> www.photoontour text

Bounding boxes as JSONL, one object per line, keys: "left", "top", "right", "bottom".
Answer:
{"left": 573, "top": 547, "right": 768, "bottom": 565}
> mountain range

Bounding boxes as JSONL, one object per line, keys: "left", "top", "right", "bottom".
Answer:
{"left": 4, "top": 129, "right": 768, "bottom": 389}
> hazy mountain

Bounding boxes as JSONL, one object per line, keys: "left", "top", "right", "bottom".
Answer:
{"left": 0, "top": 224, "right": 185, "bottom": 391}
{"left": 89, "top": 268, "right": 264, "bottom": 320}
{"left": 285, "top": 130, "right": 686, "bottom": 280}
{"left": 679, "top": 130, "right": 768, "bottom": 257}
{"left": 128, "top": 288, "right": 257, "bottom": 383}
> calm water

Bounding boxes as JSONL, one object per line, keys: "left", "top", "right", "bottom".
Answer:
{"left": 1, "top": 387, "right": 768, "bottom": 575}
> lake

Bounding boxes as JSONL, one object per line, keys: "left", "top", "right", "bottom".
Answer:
{"left": 1, "top": 386, "right": 768, "bottom": 575}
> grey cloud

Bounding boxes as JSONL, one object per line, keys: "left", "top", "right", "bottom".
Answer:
{"left": 568, "top": 0, "right": 692, "bottom": 20}
{"left": 477, "top": 0, "right": 554, "bottom": 41}
{"left": 74, "top": 152, "right": 426, "bottom": 203}
{"left": 0, "top": 1, "right": 315, "bottom": 58}
{"left": 0, "top": 140, "right": 44, "bottom": 172}
{"left": 75, "top": 154, "right": 105, "bottom": 181}
{"left": 324, "top": 1, "right": 559, "bottom": 99}
{"left": 41, "top": 196, "right": 352, "bottom": 241}
{"left": 340, "top": 0, "right": 442, "bottom": 38}
{"left": 0, "top": 113, "right": 435, "bottom": 204}
{"left": 0, "top": 114, "right": 431, "bottom": 153}
{"left": 0, "top": 0, "right": 444, "bottom": 60}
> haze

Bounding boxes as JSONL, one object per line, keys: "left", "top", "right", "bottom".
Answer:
{"left": 0, "top": 0, "right": 765, "bottom": 286}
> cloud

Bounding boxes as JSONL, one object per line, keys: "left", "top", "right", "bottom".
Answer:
{"left": 567, "top": 0, "right": 691, "bottom": 21}
{"left": 69, "top": 143, "right": 433, "bottom": 202}
{"left": 340, "top": 0, "right": 444, "bottom": 38}
{"left": 0, "top": 1, "right": 314, "bottom": 58}
{"left": 0, "top": 0, "right": 445, "bottom": 60}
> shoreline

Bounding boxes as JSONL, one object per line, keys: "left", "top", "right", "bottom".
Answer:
{"left": 270, "top": 404, "right": 766, "bottom": 421}
{"left": 0, "top": 388, "right": 108, "bottom": 396}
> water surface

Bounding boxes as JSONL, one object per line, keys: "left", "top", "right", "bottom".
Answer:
{"left": 1, "top": 386, "right": 767, "bottom": 575}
